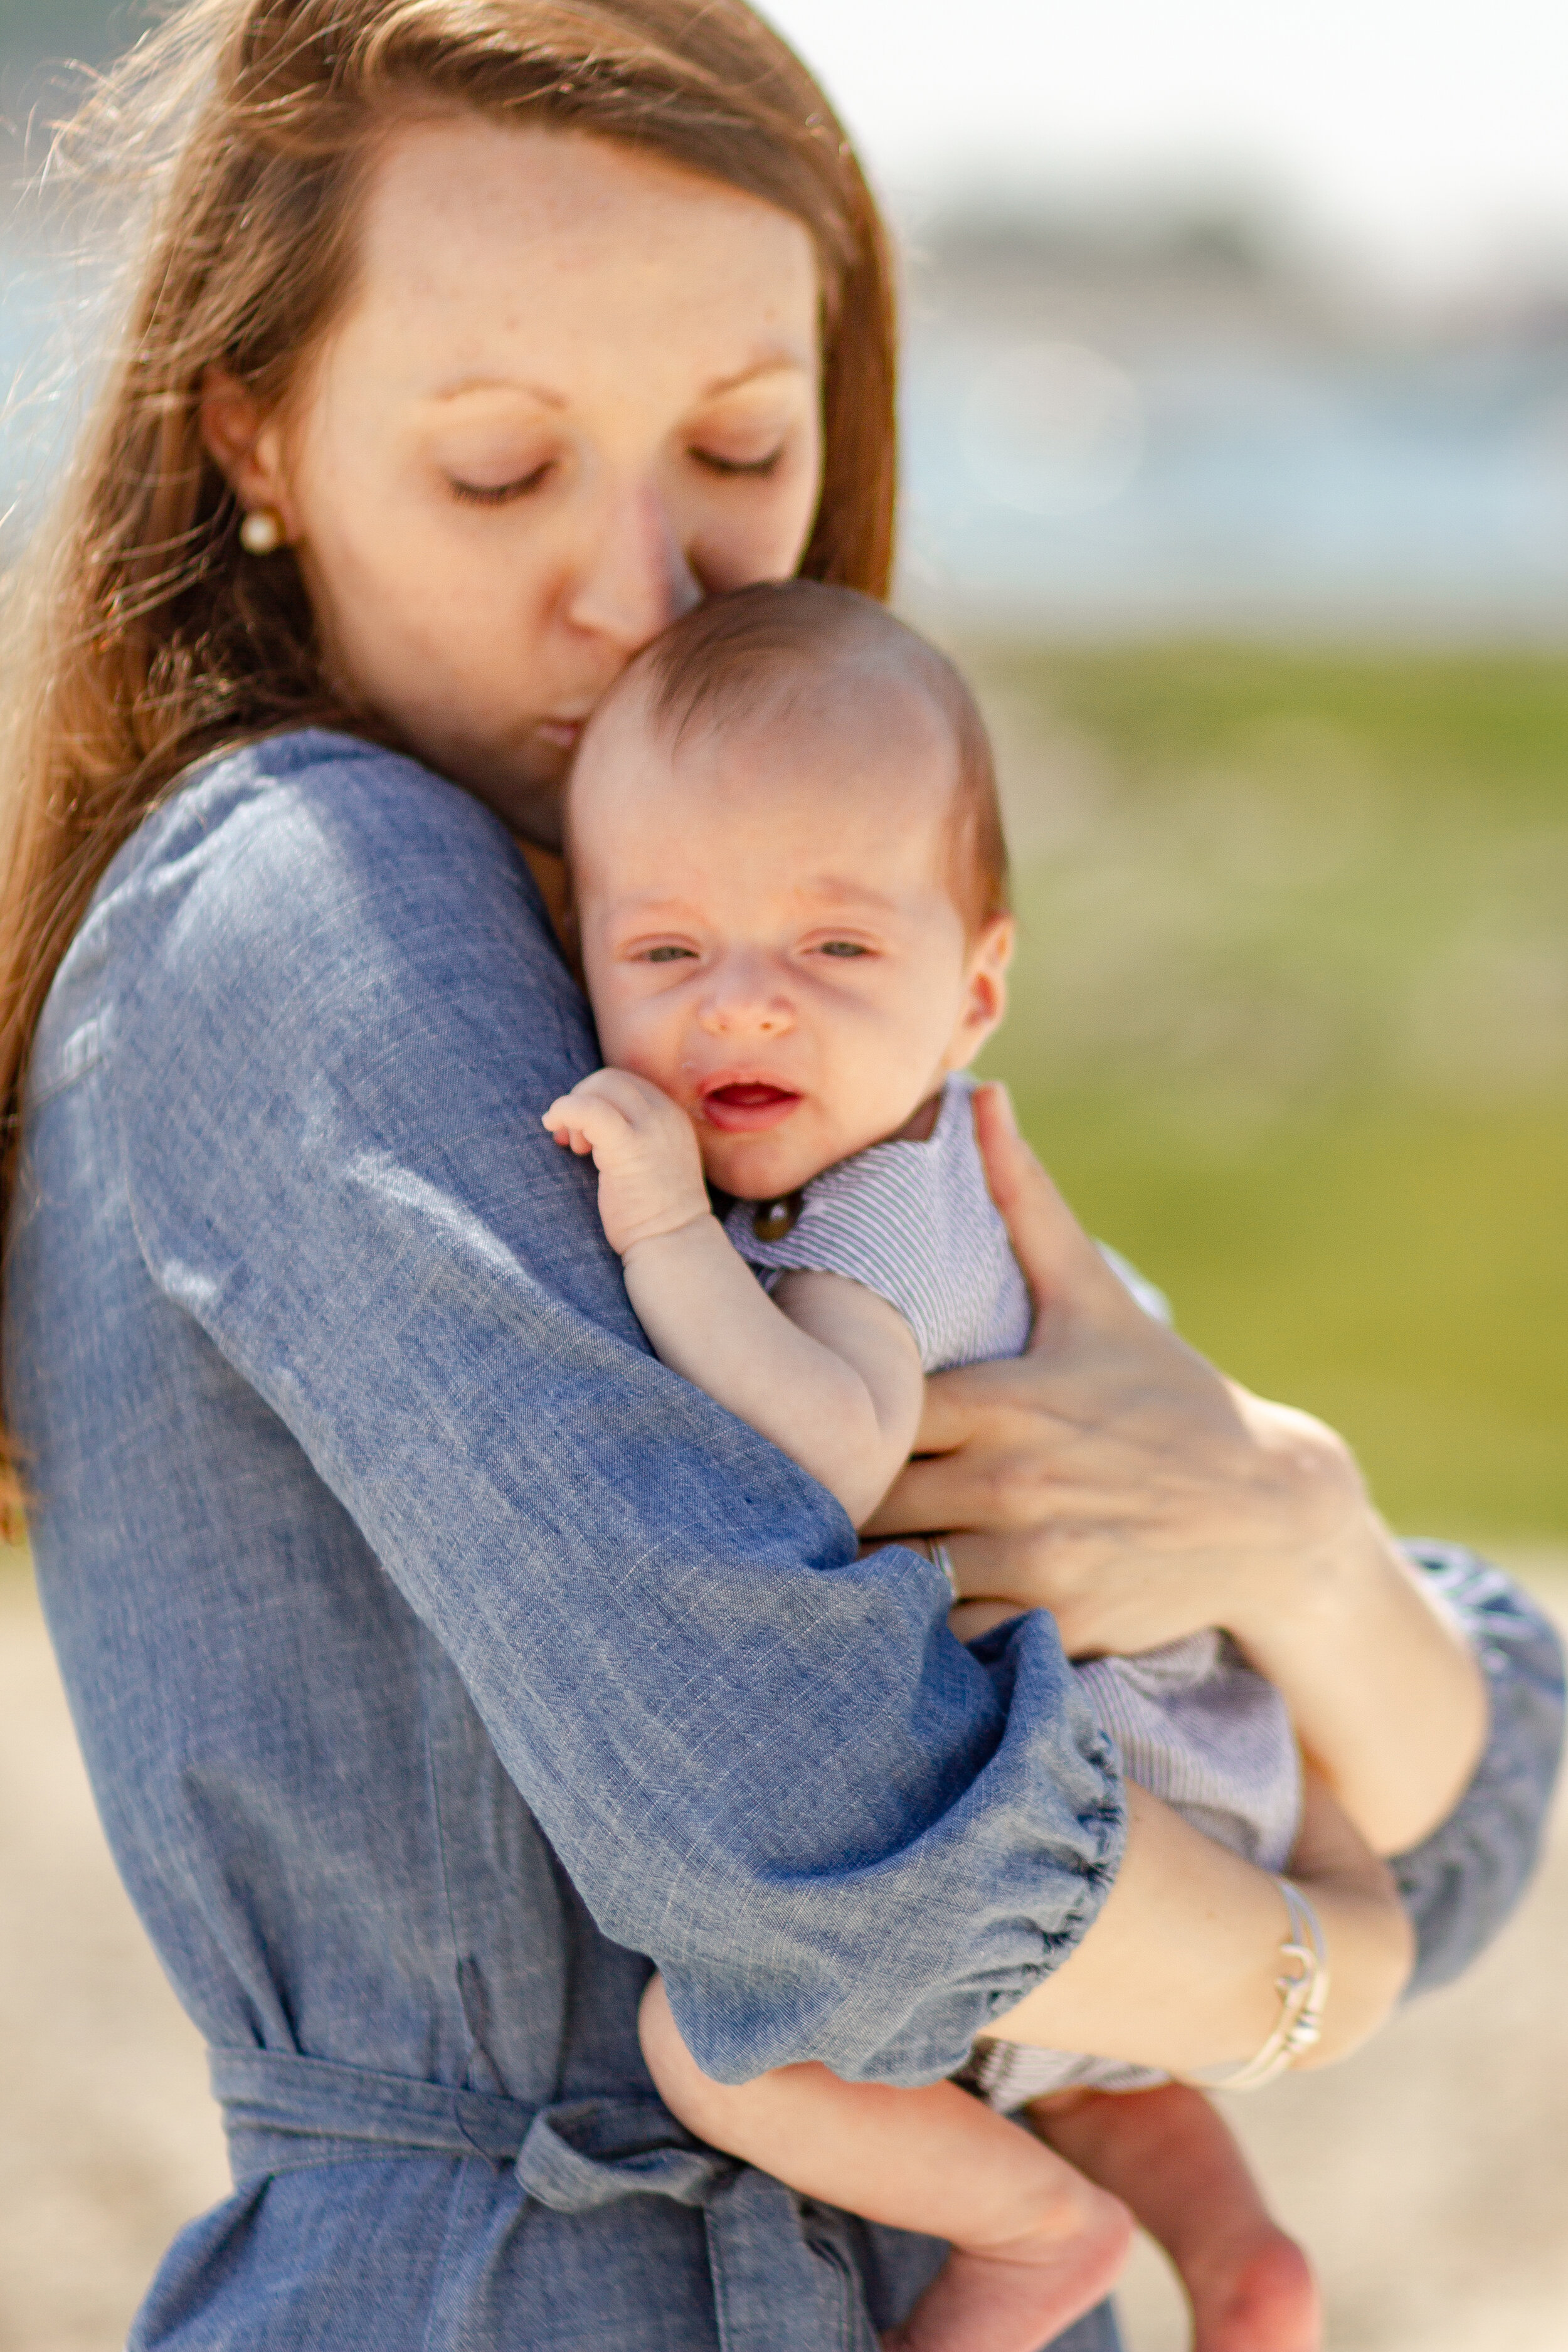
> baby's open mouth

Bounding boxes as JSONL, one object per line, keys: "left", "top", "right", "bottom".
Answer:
{"left": 700, "top": 1082, "right": 802, "bottom": 1134}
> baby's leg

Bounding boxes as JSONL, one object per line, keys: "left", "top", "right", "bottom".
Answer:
{"left": 1027, "top": 2082, "right": 1319, "bottom": 2352}
{"left": 640, "top": 1976, "right": 1131, "bottom": 2352}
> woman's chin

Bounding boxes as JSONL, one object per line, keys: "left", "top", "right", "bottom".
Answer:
{"left": 411, "top": 731, "right": 570, "bottom": 848}
{"left": 477, "top": 767, "right": 568, "bottom": 852}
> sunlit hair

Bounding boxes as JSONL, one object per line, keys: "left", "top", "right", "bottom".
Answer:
{"left": 582, "top": 580, "right": 1010, "bottom": 936}
{"left": 0, "top": 0, "right": 899, "bottom": 1499}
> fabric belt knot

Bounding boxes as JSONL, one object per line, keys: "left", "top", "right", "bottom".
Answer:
{"left": 210, "top": 2046, "right": 881, "bottom": 2351}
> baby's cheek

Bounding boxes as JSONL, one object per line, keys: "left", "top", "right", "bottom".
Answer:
{"left": 589, "top": 1002, "right": 679, "bottom": 1094}
{"left": 615, "top": 1038, "right": 689, "bottom": 1104}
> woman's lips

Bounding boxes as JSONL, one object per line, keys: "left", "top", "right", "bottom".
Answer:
{"left": 700, "top": 1082, "right": 802, "bottom": 1135}
{"left": 534, "top": 718, "right": 583, "bottom": 752}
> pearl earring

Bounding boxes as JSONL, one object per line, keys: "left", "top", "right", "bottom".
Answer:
{"left": 239, "top": 507, "right": 286, "bottom": 556}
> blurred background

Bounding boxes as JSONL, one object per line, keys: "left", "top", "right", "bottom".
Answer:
{"left": 1, "top": 4, "right": 1564, "bottom": 2348}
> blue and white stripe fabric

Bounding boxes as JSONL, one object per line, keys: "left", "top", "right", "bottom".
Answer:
{"left": 726, "top": 1074, "right": 1032, "bottom": 1370}
{"left": 731, "top": 1070, "right": 1302, "bottom": 2109}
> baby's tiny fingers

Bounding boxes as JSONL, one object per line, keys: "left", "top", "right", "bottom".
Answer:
{"left": 542, "top": 1092, "right": 589, "bottom": 1130}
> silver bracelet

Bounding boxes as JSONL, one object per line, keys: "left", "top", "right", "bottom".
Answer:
{"left": 923, "top": 1536, "right": 961, "bottom": 1601}
{"left": 1182, "top": 1876, "right": 1330, "bottom": 2094}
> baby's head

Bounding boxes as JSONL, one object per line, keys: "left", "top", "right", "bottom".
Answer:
{"left": 566, "top": 582, "right": 1013, "bottom": 1202}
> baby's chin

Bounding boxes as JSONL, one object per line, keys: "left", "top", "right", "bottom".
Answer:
{"left": 700, "top": 1138, "right": 823, "bottom": 1204}
{"left": 699, "top": 1114, "right": 903, "bottom": 1204}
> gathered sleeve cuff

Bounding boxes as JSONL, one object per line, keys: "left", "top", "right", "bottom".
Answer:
{"left": 1391, "top": 1543, "right": 1564, "bottom": 1998}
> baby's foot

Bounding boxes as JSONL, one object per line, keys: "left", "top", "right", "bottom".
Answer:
{"left": 882, "top": 2178, "right": 1132, "bottom": 2352}
{"left": 1179, "top": 2216, "right": 1320, "bottom": 2352}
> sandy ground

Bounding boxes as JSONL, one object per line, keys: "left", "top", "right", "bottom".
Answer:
{"left": 1, "top": 1549, "right": 1565, "bottom": 2352}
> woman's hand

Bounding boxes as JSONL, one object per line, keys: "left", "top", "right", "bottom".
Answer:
{"left": 866, "top": 1085, "right": 1489, "bottom": 1855}
{"left": 864, "top": 1083, "right": 1374, "bottom": 1658}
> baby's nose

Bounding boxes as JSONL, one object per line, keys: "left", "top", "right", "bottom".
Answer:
{"left": 699, "top": 968, "right": 794, "bottom": 1036}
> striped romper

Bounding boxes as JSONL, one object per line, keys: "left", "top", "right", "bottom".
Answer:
{"left": 726, "top": 1071, "right": 1302, "bottom": 2111}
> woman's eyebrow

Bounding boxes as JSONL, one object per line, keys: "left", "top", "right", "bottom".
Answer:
{"left": 426, "top": 378, "right": 566, "bottom": 409}
{"left": 697, "top": 354, "right": 814, "bottom": 399}
{"left": 426, "top": 355, "right": 810, "bottom": 408}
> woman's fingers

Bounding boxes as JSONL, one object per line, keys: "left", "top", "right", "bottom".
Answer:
{"left": 859, "top": 1449, "right": 973, "bottom": 1542}
{"left": 970, "top": 1084, "right": 1141, "bottom": 1343}
{"left": 865, "top": 1355, "right": 1014, "bottom": 1468}
{"left": 865, "top": 1088, "right": 1405, "bottom": 1668}
{"left": 861, "top": 1350, "right": 1089, "bottom": 1499}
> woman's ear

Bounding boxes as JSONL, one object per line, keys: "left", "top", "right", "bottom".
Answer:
{"left": 943, "top": 913, "right": 1014, "bottom": 1070}
{"left": 199, "top": 366, "right": 295, "bottom": 525}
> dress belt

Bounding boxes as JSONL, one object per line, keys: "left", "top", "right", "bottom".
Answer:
{"left": 210, "top": 2046, "right": 882, "bottom": 2352}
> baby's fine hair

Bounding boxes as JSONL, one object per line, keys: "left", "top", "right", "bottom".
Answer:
{"left": 605, "top": 582, "right": 1009, "bottom": 933}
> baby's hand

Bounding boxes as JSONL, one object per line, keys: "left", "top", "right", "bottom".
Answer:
{"left": 543, "top": 1069, "right": 711, "bottom": 1256}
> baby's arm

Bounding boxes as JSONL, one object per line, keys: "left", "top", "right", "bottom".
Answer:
{"left": 543, "top": 1069, "right": 924, "bottom": 1526}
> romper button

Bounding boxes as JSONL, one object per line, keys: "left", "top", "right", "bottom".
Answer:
{"left": 752, "top": 1192, "right": 803, "bottom": 1242}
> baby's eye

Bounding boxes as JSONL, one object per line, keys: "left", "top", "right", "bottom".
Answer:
{"left": 643, "top": 945, "right": 698, "bottom": 963}
{"left": 816, "top": 940, "right": 870, "bottom": 958}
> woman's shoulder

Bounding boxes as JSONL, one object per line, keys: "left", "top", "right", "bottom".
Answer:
{"left": 38, "top": 726, "right": 579, "bottom": 1111}
{"left": 114, "top": 726, "right": 509, "bottom": 898}
{"left": 74, "top": 726, "right": 543, "bottom": 992}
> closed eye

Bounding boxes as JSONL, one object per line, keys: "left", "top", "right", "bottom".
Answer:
{"left": 450, "top": 462, "right": 554, "bottom": 507}
{"left": 689, "top": 445, "right": 785, "bottom": 479}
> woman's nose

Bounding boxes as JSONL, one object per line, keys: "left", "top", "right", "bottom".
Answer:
{"left": 564, "top": 478, "right": 702, "bottom": 652}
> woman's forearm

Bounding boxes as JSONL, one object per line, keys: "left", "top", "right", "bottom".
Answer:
{"left": 991, "top": 1782, "right": 1413, "bottom": 2077}
{"left": 1220, "top": 1493, "right": 1489, "bottom": 1857}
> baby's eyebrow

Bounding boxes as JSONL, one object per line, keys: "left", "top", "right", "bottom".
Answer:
{"left": 598, "top": 876, "right": 912, "bottom": 929}
{"left": 792, "top": 877, "right": 903, "bottom": 914}
{"left": 606, "top": 893, "right": 703, "bottom": 924}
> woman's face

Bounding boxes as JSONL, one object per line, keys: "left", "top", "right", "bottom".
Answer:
{"left": 204, "top": 119, "right": 825, "bottom": 845}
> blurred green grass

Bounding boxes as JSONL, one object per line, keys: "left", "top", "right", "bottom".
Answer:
{"left": 965, "top": 641, "right": 1568, "bottom": 1542}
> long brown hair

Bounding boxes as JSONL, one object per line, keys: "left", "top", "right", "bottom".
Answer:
{"left": 0, "top": 0, "right": 899, "bottom": 1497}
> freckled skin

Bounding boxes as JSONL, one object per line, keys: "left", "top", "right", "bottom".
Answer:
{"left": 201, "top": 119, "right": 825, "bottom": 843}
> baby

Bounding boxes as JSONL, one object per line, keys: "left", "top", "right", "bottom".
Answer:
{"left": 544, "top": 582, "right": 1321, "bottom": 2352}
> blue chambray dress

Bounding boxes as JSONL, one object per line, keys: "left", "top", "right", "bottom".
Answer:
{"left": 4, "top": 731, "right": 1562, "bottom": 2351}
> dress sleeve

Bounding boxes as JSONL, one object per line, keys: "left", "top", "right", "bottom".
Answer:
{"left": 105, "top": 737, "right": 1125, "bottom": 2091}
{"left": 1391, "top": 1544, "right": 1564, "bottom": 1997}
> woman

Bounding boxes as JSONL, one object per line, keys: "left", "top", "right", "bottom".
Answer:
{"left": 0, "top": 5, "right": 1559, "bottom": 2346}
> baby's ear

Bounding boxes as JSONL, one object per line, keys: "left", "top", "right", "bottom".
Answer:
{"left": 946, "top": 914, "right": 1014, "bottom": 1067}
{"left": 975, "top": 912, "right": 1014, "bottom": 975}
